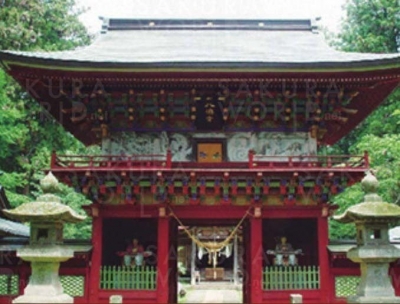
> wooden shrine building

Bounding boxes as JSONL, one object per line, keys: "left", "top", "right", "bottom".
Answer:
{"left": 0, "top": 18, "right": 400, "bottom": 303}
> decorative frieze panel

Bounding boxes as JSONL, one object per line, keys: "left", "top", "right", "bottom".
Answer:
{"left": 227, "top": 132, "right": 317, "bottom": 161}
{"left": 102, "top": 131, "right": 316, "bottom": 162}
{"left": 102, "top": 132, "right": 192, "bottom": 162}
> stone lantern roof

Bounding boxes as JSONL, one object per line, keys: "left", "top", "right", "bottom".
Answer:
{"left": 333, "top": 171, "right": 400, "bottom": 224}
{"left": 3, "top": 172, "right": 86, "bottom": 224}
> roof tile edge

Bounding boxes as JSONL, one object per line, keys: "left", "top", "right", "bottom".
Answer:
{"left": 99, "top": 18, "right": 316, "bottom": 33}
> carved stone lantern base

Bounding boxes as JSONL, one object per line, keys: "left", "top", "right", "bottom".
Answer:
{"left": 13, "top": 294, "right": 73, "bottom": 304}
{"left": 12, "top": 260, "right": 73, "bottom": 303}
{"left": 348, "top": 296, "right": 400, "bottom": 303}
{"left": 347, "top": 261, "right": 400, "bottom": 303}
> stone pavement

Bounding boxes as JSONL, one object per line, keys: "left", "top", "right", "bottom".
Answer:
{"left": 182, "top": 289, "right": 242, "bottom": 303}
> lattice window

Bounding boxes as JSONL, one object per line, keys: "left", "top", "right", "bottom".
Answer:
{"left": 335, "top": 276, "right": 360, "bottom": 297}
{"left": 60, "top": 276, "right": 85, "bottom": 297}
{"left": 0, "top": 275, "right": 18, "bottom": 295}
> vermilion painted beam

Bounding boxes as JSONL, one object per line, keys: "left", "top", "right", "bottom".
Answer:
{"left": 51, "top": 167, "right": 367, "bottom": 173}
{"left": 7, "top": 64, "right": 400, "bottom": 83}
{"left": 91, "top": 205, "right": 159, "bottom": 218}
{"left": 85, "top": 204, "right": 332, "bottom": 219}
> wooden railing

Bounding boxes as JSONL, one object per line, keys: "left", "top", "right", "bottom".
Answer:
{"left": 52, "top": 150, "right": 172, "bottom": 169}
{"left": 263, "top": 266, "right": 320, "bottom": 290}
{"left": 50, "top": 150, "right": 369, "bottom": 171}
{"left": 249, "top": 150, "right": 369, "bottom": 169}
{"left": 100, "top": 266, "right": 157, "bottom": 290}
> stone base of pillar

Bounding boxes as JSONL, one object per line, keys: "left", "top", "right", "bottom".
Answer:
{"left": 13, "top": 294, "right": 73, "bottom": 303}
{"left": 348, "top": 296, "right": 400, "bottom": 303}
{"left": 290, "top": 294, "right": 303, "bottom": 303}
{"left": 109, "top": 295, "right": 123, "bottom": 303}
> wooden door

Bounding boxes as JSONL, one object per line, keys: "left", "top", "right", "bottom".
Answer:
{"left": 197, "top": 142, "right": 223, "bottom": 163}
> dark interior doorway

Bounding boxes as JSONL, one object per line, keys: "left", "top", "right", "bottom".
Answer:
{"left": 175, "top": 219, "right": 245, "bottom": 304}
{"left": 262, "top": 218, "right": 319, "bottom": 267}
{"left": 102, "top": 218, "right": 158, "bottom": 266}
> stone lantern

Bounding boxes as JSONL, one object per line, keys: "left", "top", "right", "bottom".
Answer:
{"left": 3, "top": 172, "right": 86, "bottom": 303}
{"left": 334, "top": 171, "right": 400, "bottom": 303}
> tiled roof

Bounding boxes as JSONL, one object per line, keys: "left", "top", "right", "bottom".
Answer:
{"left": 0, "top": 186, "right": 29, "bottom": 238}
{"left": 0, "top": 218, "right": 29, "bottom": 238}
{"left": 1, "top": 19, "right": 399, "bottom": 69}
{"left": 0, "top": 186, "right": 11, "bottom": 210}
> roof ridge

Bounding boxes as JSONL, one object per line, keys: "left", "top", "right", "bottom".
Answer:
{"left": 99, "top": 18, "right": 317, "bottom": 33}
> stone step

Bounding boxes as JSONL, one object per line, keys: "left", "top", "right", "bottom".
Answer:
{"left": 188, "top": 282, "right": 242, "bottom": 290}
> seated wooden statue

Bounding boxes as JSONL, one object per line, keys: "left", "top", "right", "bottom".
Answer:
{"left": 116, "top": 238, "right": 145, "bottom": 266}
{"left": 267, "top": 236, "right": 302, "bottom": 266}
{"left": 117, "top": 238, "right": 154, "bottom": 267}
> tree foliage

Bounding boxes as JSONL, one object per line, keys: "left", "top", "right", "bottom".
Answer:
{"left": 0, "top": 0, "right": 90, "bottom": 51}
{"left": 0, "top": 0, "right": 93, "bottom": 239}
{"left": 329, "top": 0, "right": 400, "bottom": 239}
{"left": 339, "top": 0, "right": 399, "bottom": 53}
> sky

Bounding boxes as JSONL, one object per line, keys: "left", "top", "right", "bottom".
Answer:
{"left": 76, "top": 0, "right": 348, "bottom": 33}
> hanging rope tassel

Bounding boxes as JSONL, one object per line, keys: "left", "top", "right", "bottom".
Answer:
{"left": 168, "top": 206, "right": 252, "bottom": 267}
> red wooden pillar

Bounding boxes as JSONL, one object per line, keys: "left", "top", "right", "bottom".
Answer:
{"left": 249, "top": 214, "right": 263, "bottom": 304}
{"left": 18, "top": 264, "right": 29, "bottom": 295}
{"left": 88, "top": 212, "right": 102, "bottom": 303}
{"left": 327, "top": 266, "right": 336, "bottom": 303}
{"left": 157, "top": 214, "right": 170, "bottom": 303}
{"left": 168, "top": 217, "right": 178, "bottom": 303}
{"left": 318, "top": 213, "right": 330, "bottom": 303}
{"left": 84, "top": 260, "right": 91, "bottom": 303}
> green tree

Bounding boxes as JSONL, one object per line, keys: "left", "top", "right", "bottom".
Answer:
{"left": 355, "top": 135, "right": 400, "bottom": 205}
{"left": 339, "top": 0, "right": 399, "bottom": 53}
{"left": 0, "top": 0, "right": 90, "bottom": 51}
{"left": 329, "top": 0, "right": 400, "bottom": 239}
{"left": 0, "top": 0, "right": 93, "bottom": 239}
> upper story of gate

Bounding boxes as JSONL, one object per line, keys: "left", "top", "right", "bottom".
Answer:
{"left": 1, "top": 18, "right": 399, "bottom": 207}
{"left": 1, "top": 18, "right": 399, "bottom": 146}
